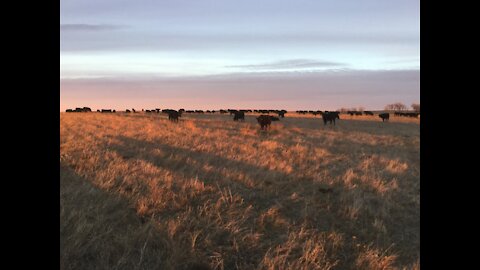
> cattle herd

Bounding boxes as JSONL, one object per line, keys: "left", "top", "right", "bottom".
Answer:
{"left": 65, "top": 107, "right": 419, "bottom": 129}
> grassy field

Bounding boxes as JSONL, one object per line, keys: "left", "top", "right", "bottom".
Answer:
{"left": 60, "top": 112, "right": 420, "bottom": 270}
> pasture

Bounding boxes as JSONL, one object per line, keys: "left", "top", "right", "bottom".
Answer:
{"left": 60, "top": 112, "right": 420, "bottom": 270}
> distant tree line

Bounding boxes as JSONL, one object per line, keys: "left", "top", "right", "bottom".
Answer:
{"left": 384, "top": 102, "right": 420, "bottom": 112}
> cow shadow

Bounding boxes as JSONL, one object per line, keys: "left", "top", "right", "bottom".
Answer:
{"left": 105, "top": 135, "right": 418, "bottom": 268}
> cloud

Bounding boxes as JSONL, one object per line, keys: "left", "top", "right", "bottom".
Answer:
{"left": 60, "top": 24, "right": 127, "bottom": 31}
{"left": 226, "top": 59, "right": 345, "bottom": 70}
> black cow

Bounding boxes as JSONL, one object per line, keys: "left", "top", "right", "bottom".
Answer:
{"left": 233, "top": 111, "right": 245, "bottom": 121}
{"left": 101, "top": 109, "right": 112, "bottom": 113}
{"left": 66, "top": 109, "right": 73, "bottom": 112}
{"left": 126, "top": 109, "right": 131, "bottom": 113}
{"left": 132, "top": 108, "right": 136, "bottom": 113}
{"left": 322, "top": 112, "right": 340, "bottom": 125}
{"left": 83, "top": 107, "right": 92, "bottom": 112}
{"left": 278, "top": 111, "right": 286, "bottom": 118}
{"left": 379, "top": 113, "right": 390, "bottom": 122}
{"left": 364, "top": 111, "right": 374, "bottom": 116}
{"left": 168, "top": 110, "right": 180, "bottom": 122}
{"left": 256, "top": 115, "right": 272, "bottom": 130}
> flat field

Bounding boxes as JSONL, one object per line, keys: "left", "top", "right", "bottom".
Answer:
{"left": 60, "top": 112, "right": 420, "bottom": 270}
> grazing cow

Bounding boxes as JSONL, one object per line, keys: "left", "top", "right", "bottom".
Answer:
{"left": 168, "top": 110, "right": 180, "bottom": 122}
{"left": 66, "top": 109, "right": 73, "bottom": 112}
{"left": 233, "top": 111, "right": 245, "bottom": 121}
{"left": 379, "top": 113, "right": 390, "bottom": 122}
{"left": 322, "top": 112, "right": 340, "bottom": 125}
{"left": 97, "top": 109, "right": 101, "bottom": 112}
{"left": 364, "top": 111, "right": 374, "bottom": 116}
{"left": 256, "top": 115, "right": 272, "bottom": 130}
{"left": 126, "top": 109, "right": 131, "bottom": 113}
{"left": 101, "top": 109, "right": 112, "bottom": 113}
{"left": 132, "top": 108, "right": 136, "bottom": 113}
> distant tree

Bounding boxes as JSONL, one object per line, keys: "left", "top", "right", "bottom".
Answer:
{"left": 385, "top": 102, "right": 407, "bottom": 111}
{"left": 411, "top": 103, "right": 420, "bottom": 112}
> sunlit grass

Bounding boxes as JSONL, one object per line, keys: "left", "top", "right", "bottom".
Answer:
{"left": 61, "top": 112, "right": 419, "bottom": 270}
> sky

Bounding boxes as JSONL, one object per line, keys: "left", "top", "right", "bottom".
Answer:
{"left": 60, "top": 0, "right": 419, "bottom": 111}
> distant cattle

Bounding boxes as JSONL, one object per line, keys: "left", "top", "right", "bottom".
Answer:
{"left": 168, "top": 110, "right": 180, "bottom": 122}
{"left": 364, "top": 111, "right": 374, "bottom": 116}
{"left": 233, "top": 111, "right": 245, "bottom": 121}
{"left": 256, "top": 115, "right": 272, "bottom": 130}
{"left": 379, "top": 113, "right": 390, "bottom": 122}
{"left": 97, "top": 109, "right": 101, "bottom": 112}
{"left": 126, "top": 109, "right": 131, "bottom": 113}
{"left": 66, "top": 109, "right": 73, "bottom": 112}
{"left": 348, "top": 111, "right": 362, "bottom": 116}
{"left": 101, "top": 109, "right": 112, "bottom": 113}
{"left": 132, "top": 108, "right": 136, "bottom": 113}
{"left": 278, "top": 111, "right": 286, "bottom": 118}
{"left": 322, "top": 112, "right": 340, "bottom": 125}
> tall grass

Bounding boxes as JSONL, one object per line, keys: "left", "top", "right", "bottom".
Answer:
{"left": 60, "top": 112, "right": 419, "bottom": 270}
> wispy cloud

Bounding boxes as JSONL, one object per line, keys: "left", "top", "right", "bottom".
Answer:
{"left": 60, "top": 24, "right": 127, "bottom": 31}
{"left": 226, "top": 59, "right": 346, "bottom": 70}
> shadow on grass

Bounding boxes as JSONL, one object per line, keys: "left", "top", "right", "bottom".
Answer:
{"left": 106, "top": 135, "right": 418, "bottom": 268}
{"left": 60, "top": 162, "right": 210, "bottom": 270}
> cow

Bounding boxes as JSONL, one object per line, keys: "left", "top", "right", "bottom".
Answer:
{"left": 132, "top": 108, "right": 136, "bottom": 113}
{"left": 270, "top": 116, "right": 280, "bottom": 121}
{"left": 233, "top": 111, "right": 245, "bottom": 121}
{"left": 66, "top": 109, "right": 73, "bottom": 112}
{"left": 101, "top": 109, "right": 112, "bottom": 113}
{"left": 83, "top": 107, "right": 92, "bottom": 112}
{"left": 278, "top": 111, "right": 286, "bottom": 118}
{"left": 126, "top": 109, "right": 131, "bottom": 113}
{"left": 256, "top": 115, "right": 272, "bottom": 130}
{"left": 379, "top": 113, "right": 390, "bottom": 122}
{"left": 364, "top": 111, "right": 374, "bottom": 116}
{"left": 322, "top": 111, "right": 340, "bottom": 125}
{"left": 168, "top": 110, "right": 180, "bottom": 122}
{"left": 97, "top": 109, "right": 101, "bottom": 112}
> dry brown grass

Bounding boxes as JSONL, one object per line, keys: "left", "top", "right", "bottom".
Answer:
{"left": 60, "top": 112, "right": 420, "bottom": 270}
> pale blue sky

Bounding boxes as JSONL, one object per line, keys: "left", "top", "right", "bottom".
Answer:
{"left": 60, "top": 0, "right": 419, "bottom": 110}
